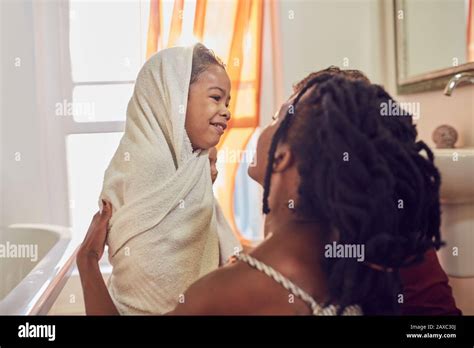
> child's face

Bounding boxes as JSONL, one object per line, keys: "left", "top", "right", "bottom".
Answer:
{"left": 185, "top": 65, "right": 231, "bottom": 150}
{"left": 248, "top": 95, "right": 297, "bottom": 185}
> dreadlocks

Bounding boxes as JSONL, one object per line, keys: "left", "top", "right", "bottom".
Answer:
{"left": 262, "top": 66, "right": 443, "bottom": 315}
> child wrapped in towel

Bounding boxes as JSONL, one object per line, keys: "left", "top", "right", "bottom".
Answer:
{"left": 99, "top": 43, "right": 241, "bottom": 314}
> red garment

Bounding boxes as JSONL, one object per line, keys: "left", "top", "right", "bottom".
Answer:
{"left": 400, "top": 248, "right": 462, "bottom": 315}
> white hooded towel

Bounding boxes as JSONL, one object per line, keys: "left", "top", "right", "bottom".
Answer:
{"left": 99, "top": 45, "right": 241, "bottom": 314}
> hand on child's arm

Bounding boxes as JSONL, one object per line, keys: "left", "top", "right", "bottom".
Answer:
{"left": 77, "top": 200, "right": 110, "bottom": 262}
{"left": 77, "top": 200, "right": 119, "bottom": 315}
{"left": 209, "top": 147, "right": 218, "bottom": 184}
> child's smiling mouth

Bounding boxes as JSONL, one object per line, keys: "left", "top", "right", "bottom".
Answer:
{"left": 210, "top": 121, "right": 227, "bottom": 135}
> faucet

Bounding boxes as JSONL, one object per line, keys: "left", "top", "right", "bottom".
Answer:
{"left": 444, "top": 72, "right": 474, "bottom": 96}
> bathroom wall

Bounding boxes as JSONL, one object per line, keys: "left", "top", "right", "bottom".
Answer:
{"left": 277, "top": 0, "right": 384, "bottom": 106}
{"left": 381, "top": 1, "right": 474, "bottom": 148}
{"left": 399, "top": 87, "right": 474, "bottom": 148}
{"left": 273, "top": 0, "right": 474, "bottom": 149}
{"left": 381, "top": 6, "right": 473, "bottom": 316}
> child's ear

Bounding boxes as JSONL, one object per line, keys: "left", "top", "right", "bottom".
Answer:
{"left": 272, "top": 144, "right": 293, "bottom": 173}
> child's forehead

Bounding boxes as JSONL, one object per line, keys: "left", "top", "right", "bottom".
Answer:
{"left": 198, "top": 66, "right": 230, "bottom": 89}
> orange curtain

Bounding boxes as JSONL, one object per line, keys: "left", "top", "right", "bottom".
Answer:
{"left": 146, "top": 0, "right": 162, "bottom": 59}
{"left": 146, "top": 0, "right": 264, "bottom": 246}
{"left": 468, "top": 0, "right": 474, "bottom": 61}
{"left": 193, "top": 0, "right": 207, "bottom": 40}
{"left": 167, "top": 0, "right": 185, "bottom": 47}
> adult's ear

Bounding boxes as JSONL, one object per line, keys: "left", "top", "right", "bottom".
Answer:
{"left": 272, "top": 143, "right": 294, "bottom": 173}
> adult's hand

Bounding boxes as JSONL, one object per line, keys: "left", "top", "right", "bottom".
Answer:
{"left": 209, "top": 147, "right": 218, "bottom": 184}
{"left": 77, "top": 200, "right": 112, "bottom": 264}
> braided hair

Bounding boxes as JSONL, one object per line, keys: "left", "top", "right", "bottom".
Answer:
{"left": 262, "top": 67, "right": 443, "bottom": 315}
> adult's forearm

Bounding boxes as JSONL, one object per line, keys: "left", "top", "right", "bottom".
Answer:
{"left": 77, "top": 255, "right": 120, "bottom": 316}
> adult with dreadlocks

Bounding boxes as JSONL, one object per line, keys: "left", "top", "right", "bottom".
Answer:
{"left": 78, "top": 67, "right": 460, "bottom": 315}
{"left": 292, "top": 67, "right": 461, "bottom": 315}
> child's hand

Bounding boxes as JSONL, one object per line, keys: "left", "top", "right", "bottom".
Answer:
{"left": 209, "top": 147, "right": 218, "bottom": 184}
{"left": 77, "top": 200, "right": 112, "bottom": 264}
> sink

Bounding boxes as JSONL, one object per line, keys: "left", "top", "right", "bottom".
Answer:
{"left": 434, "top": 148, "right": 474, "bottom": 204}
{"left": 432, "top": 148, "right": 474, "bottom": 278}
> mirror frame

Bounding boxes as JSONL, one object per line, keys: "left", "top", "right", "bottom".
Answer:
{"left": 394, "top": 0, "right": 474, "bottom": 94}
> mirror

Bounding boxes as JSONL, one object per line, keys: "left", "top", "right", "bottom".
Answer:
{"left": 395, "top": 0, "right": 474, "bottom": 94}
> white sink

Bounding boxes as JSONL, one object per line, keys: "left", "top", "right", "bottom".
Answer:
{"left": 433, "top": 148, "right": 474, "bottom": 278}
{"left": 434, "top": 148, "right": 474, "bottom": 204}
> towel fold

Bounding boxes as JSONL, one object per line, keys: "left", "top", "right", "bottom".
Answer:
{"left": 99, "top": 45, "right": 241, "bottom": 314}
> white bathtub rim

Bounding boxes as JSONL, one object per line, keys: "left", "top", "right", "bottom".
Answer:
{"left": 7, "top": 223, "right": 72, "bottom": 240}
{"left": 0, "top": 224, "right": 72, "bottom": 315}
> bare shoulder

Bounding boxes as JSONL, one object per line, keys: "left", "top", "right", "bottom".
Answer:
{"left": 169, "top": 259, "right": 267, "bottom": 315}
{"left": 169, "top": 244, "right": 316, "bottom": 315}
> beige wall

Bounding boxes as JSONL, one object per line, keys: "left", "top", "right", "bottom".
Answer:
{"left": 399, "top": 87, "right": 474, "bottom": 148}
{"left": 269, "top": 0, "right": 474, "bottom": 148}
{"left": 278, "top": 0, "right": 384, "bottom": 98}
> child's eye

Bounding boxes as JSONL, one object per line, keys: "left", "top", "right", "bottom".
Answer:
{"left": 211, "top": 95, "right": 221, "bottom": 102}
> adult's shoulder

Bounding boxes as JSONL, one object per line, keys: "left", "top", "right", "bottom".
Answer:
{"left": 169, "top": 257, "right": 270, "bottom": 315}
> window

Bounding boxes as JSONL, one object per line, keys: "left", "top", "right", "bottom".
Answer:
{"left": 65, "top": 1, "right": 150, "bottom": 252}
